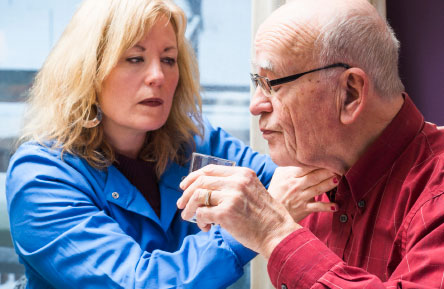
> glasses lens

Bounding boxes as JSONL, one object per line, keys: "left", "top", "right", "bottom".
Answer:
{"left": 250, "top": 74, "right": 259, "bottom": 88}
{"left": 257, "top": 77, "right": 271, "bottom": 95}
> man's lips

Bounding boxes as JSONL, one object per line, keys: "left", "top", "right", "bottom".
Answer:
{"left": 260, "top": 128, "right": 277, "bottom": 134}
{"left": 139, "top": 98, "right": 164, "bottom": 107}
{"left": 261, "top": 129, "right": 274, "bottom": 135}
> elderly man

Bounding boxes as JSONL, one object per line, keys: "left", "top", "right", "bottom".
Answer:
{"left": 177, "top": 0, "right": 444, "bottom": 288}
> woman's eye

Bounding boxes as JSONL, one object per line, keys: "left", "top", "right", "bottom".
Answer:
{"left": 162, "top": 57, "right": 176, "bottom": 66}
{"left": 126, "top": 56, "right": 144, "bottom": 63}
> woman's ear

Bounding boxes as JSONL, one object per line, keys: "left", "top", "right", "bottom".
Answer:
{"left": 338, "top": 68, "right": 368, "bottom": 125}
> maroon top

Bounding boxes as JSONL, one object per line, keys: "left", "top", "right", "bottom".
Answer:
{"left": 268, "top": 95, "right": 444, "bottom": 288}
{"left": 114, "top": 153, "right": 161, "bottom": 217}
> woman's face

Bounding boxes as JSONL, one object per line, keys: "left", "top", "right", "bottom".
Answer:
{"left": 99, "top": 18, "right": 179, "bottom": 146}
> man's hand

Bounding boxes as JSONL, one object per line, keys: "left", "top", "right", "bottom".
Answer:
{"left": 268, "top": 166, "right": 339, "bottom": 222}
{"left": 176, "top": 165, "right": 300, "bottom": 258}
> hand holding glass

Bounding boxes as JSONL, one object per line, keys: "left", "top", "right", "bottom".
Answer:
{"left": 186, "top": 152, "right": 236, "bottom": 222}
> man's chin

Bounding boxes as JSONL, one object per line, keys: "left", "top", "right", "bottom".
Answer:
{"left": 269, "top": 150, "right": 315, "bottom": 168}
{"left": 269, "top": 151, "right": 296, "bottom": 166}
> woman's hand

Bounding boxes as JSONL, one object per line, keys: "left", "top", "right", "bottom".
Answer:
{"left": 268, "top": 166, "right": 339, "bottom": 222}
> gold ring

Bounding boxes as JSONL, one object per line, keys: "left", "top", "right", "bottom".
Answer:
{"left": 204, "top": 190, "right": 212, "bottom": 206}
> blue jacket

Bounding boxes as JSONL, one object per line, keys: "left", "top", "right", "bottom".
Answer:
{"left": 6, "top": 119, "right": 276, "bottom": 289}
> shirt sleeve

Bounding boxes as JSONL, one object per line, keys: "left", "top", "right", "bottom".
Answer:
{"left": 6, "top": 145, "right": 246, "bottom": 289}
{"left": 267, "top": 193, "right": 444, "bottom": 289}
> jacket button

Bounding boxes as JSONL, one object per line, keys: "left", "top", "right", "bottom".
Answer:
{"left": 339, "top": 214, "right": 348, "bottom": 223}
{"left": 112, "top": 192, "right": 119, "bottom": 199}
{"left": 281, "top": 284, "right": 288, "bottom": 289}
{"left": 358, "top": 200, "right": 366, "bottom": 208}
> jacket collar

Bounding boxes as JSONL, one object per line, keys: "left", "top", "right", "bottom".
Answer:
{"left": 104, "top": 161, "right": 189, "bottom": 232}
{"left": 104, "top": 165, "right": 161, "bottom": 225}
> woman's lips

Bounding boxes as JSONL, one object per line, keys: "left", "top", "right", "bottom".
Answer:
{"left": 139, "top": 98, "right": 164, "bottom": 107}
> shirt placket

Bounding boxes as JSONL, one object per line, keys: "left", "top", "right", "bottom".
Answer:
{"left": 329, "top": 189, "right": 354, "bottom": 260}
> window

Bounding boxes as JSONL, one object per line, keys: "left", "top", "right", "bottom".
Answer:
{"left": 175, "top": 0, "right": 252, "bottom": 144}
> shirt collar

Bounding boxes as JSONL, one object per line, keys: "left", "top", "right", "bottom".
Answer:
{"left": 344, "top": 94, "right": 424, "bottom": 202}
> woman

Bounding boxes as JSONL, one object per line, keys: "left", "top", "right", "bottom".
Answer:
{"left": 5, "top": 0, "right": 276, "bottom": 288}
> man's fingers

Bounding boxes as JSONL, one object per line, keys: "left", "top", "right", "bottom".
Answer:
{"left": 181, "top": 188, "right": 214, "bottom": 219}
{"left": 181, "top": 188, "right": 225, "bottom": 220}
{"left": 180, "top": 165, "right": 240, "bottom": 190}
{"left": 195, "top": 206, "right": 218, "bottom": 226}
{"left": 177, "top": 174, "right": 225, "bottom": 209}
{"left": 196, "top": 217, "right": 212, "bottom": 232}
{"left": 178, "top": 166, "right": 252, "bottom": 209}
{"left": 179, "top": 169, "right": 203, "bottom": 191}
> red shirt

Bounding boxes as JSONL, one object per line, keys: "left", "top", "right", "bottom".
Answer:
{"left": 268, "top": 95, "right": 444, "bottom": 289}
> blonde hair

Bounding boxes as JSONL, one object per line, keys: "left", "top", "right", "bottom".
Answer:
{"left": 21, "top": 0, "right": 202, "bottom": 176}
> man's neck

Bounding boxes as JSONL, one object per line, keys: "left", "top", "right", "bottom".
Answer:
{"left": 337, "top": 93, "right": 405, "bottom": 174}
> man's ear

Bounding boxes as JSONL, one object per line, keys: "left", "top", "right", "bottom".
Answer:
{"left": 338, "top": 68, "right": 368, "bottom": 125}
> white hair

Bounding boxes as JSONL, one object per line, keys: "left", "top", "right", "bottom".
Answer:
{"left": 315, "top": 8, "right": 405, "bottom": 96}
{"left": 252, "top": 59, "right": 274, "bottom": 72}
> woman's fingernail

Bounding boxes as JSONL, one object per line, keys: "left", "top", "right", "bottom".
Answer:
{"left": 333, "top": 177, "right": 338, "bottom": 184}
{"left": 177, "top": 199, "right": 182, "bottom": 208}
{"left": 331, "top": 206, "right": 337, "bottom": 211}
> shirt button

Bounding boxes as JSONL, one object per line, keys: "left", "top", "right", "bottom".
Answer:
{"left": 281, "top": 284, "right": 288, "bottom": 289}
{"left": 339, "top": 214, "right": 348, "bottom": 223}
{"left": 358, "top": 200, "right": 366, "bottom": 208}
{"left": 112, "top": 192, "right": 119, "bottom": 199}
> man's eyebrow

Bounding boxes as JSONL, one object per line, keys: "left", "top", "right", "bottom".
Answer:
{"left": 251, "top": 59, "right": 274, "bottom": 72}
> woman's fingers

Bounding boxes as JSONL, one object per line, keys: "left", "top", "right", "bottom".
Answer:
{"left": 301, "top": 175, "right": 339, "bottom": 200}
{"left": 268, "top": 167, "right": 340, "bottom": 222}
{"left": 306, "top": 201, "right": 338, "bottom": 213}
{"left": 297, "top": 169, "right": 337, "bottom": 191}
{"left": 269, "top": 167, "right": 337, "bottom": 200}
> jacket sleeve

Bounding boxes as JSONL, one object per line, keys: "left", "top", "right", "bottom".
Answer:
{"left": 196, "top": 116, "right": 277, "bottom": 188}
{"left": 6, "top": 145, "right": 246, "bottom": 289}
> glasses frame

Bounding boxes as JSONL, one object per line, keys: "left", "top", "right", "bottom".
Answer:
{"left": 250, "top": 63, "right": 351, "bottom": 96}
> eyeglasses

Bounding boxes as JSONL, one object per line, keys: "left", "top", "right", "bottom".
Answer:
{"left": 250, "top": 63, "right": 351, "bottom": 96}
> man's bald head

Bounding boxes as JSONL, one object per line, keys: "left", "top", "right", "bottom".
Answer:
{"left": 254, "top": 0, "right": 404, "bottom": 96}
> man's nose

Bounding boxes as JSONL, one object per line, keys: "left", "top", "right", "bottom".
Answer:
{"left": 249, "top": 88, "right": 273, "bottom": 115}
{"left": 144, "top": 60, "right": 165, "bottom": 86}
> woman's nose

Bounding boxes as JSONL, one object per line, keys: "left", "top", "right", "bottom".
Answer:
{"left": 249, "top": 88, "right": 273, "bottom": 115}
{"left": 144, "top": 60, "right": 165, "bottom": 86}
